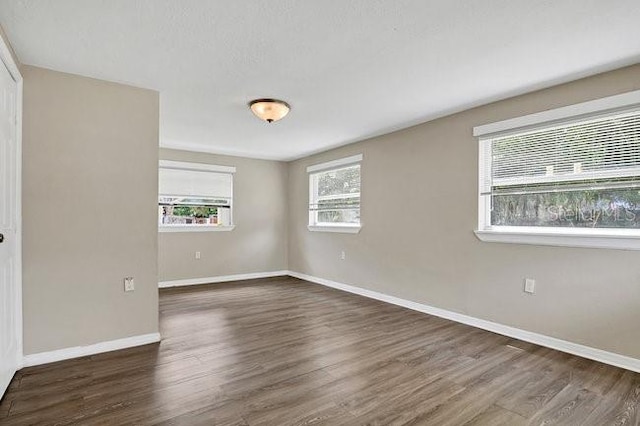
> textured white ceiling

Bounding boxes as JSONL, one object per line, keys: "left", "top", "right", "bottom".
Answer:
{"left": 2, "top": 1, "right": 640, "bottom": 160}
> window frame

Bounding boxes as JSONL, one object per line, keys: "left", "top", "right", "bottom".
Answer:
{"left": 474, "top": 90, "right": 640, "bottom": 251}
{"left": 307, "top": 154, "right": 362, "bottom": 234}
{"left": 158, "top": 160, "right": 236, "bottom": 233}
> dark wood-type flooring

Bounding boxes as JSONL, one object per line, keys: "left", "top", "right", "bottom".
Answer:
{"left": 1, "top": 277, "right": 639, "bottom": 425}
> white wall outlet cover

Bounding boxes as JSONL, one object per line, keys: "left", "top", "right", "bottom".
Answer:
{"left": 340, "top": 251, "right": 346, "bottom": 260}
{"left": 124, "top": 277, "right": 135, "bottom": 292}
{"left": 195, "top": 251, "right": 201, "bottom": 259}
{"left": 524, "top": 278, "right": 535, "bottom": 294}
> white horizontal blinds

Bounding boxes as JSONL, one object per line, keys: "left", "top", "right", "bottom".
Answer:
{"left": 486, "top": 108, "right": 640, "bottom": 195}
{"left": 310, "top": 164, "right": 361, "bottom": 219}
{"left": 159, "top": 168, "right": 232, "bottom": 200}
{"left": 478, "top": 139, "right": 493, "bottom": 196}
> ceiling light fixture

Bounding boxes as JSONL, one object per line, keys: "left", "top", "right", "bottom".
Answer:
{"left": 249, "top": 98, "right": 291, "bottom": 123}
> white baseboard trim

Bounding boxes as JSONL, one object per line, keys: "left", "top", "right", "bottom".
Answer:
{"left": 158, "top": 270, "right": 289, "bottom": 288}
{"left": 287, "top": 271, "right": 640, "bottom": 373}
{"left": 22, "top": 332, "right": 161, "bottom": 368}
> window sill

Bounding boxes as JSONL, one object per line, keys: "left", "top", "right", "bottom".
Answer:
{"left": 159, "top": 225, "right": 235, "bottom": 233}
{"left": 474, "top": 227, "right": 640, "bottom": 250}
{"left": 308, "top": 224, "right": 362, "bottom": 234}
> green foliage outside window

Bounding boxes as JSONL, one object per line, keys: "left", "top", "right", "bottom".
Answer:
{"left": 492, "top": 188, "right": 640, "bottom": 228}
{"left": 171, "top": 206, "right": 218, "bottom": 218}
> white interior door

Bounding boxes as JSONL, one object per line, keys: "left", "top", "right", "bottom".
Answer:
{"left": 0, "top": 57, "right": 19, "bottom": 398}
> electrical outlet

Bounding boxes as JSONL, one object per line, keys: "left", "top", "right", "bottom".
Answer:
{"left": 340, "top": 250, "right": 346, "bottom": 260}
{"left": 124, "top": 277, "right": 135, "bottom": 292}
{"left": 195, "top": 251, "right": 201, "bottom": 260}
{"left": 524, "top": 278, "right": 535, "bottom": 294}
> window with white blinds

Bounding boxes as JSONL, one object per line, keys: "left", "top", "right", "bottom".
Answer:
{"left": 158, "top": 161, "right": 235, "bottom": 230}
{"left": 475, "top": 90, "right": 640, "bottom": 249}
{"left": 308, "top": 155, "right": 362, "bottom": 231}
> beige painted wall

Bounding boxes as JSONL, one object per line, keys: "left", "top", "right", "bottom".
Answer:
{"left": 288, "top": 64, "right": 640, "bottom": 359}
{"left": 158, "top": 149, "right": 288, "bottom": 281}
{"left": 22, "top": 66, "right": 159, "bottom": 354}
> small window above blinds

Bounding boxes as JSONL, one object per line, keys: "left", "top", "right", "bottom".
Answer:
{"left": 474, "top": 90, "right": 640, "bottom": 250}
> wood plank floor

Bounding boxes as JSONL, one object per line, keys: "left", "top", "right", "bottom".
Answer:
{"left": 1, "top": 276, "right": 639, "bottom": 425}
